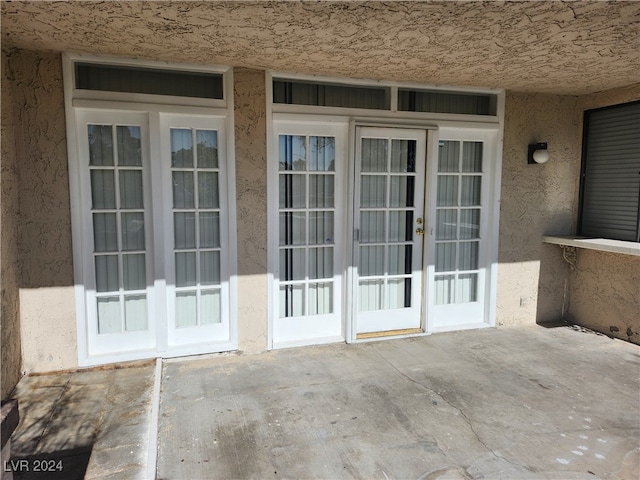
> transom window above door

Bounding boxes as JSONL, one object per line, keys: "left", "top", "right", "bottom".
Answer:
{"left": 272, "top": 78, "right": 497, "bottom": 116}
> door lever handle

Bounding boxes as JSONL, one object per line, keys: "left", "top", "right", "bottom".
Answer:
{"left": 416, "top": 228, "right": 424, "bottom": 236}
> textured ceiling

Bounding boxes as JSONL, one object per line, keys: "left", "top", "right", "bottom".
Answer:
{"left": 2, "top": 1, "right": 639, "bottom": 95}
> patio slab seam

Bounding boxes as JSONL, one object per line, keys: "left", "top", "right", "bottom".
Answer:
{"left": 370, "top": 343, "right": 534, "bottom": 475}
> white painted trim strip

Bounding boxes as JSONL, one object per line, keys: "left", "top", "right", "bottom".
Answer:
{"left": 146, "top": 357, "right": 162, "bottom": 480}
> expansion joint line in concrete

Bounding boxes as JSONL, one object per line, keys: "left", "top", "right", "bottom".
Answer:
{"left": 370, "top": 345, "right": 527, "bottom": 473}
{"left": 147, "top": 358, "right": 163, "bottom": 480}
{"left": 36, "top": 375, "right": 72, "bottom": 451}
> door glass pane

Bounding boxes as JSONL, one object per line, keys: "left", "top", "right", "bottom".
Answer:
{"left": 171, "top": 128, "right": 193, "bottom": 168}
{"left": 459, "top": 241, "right": 479, "bottom": 270}
{"left": 93, "top": 213, "right": 118, "bottom": 252}
{"left": 309, "top": 175, "right": 334, "bottom": 208}
{"left": 436, "top": 243, "right": 456, "bottom": 272}
{"left": 175, "top": 252, "right": 196, "bottom": 287}
{"left": 123, "top": 254, "right": 146, "bottom": 290}
{"left": 88, "top": 125, "right": 114, "bottom": 166}
{"left": 119, "top": 171, "right": 144, "bottom": 209}
{"left": 309, "top": 212, "right": 334, "bottom": 244}
{"left": 434, "top": 275, "right": 455, "bottom": 305}
{"left": 360, "top": 176, "right": 386, "bottom": 207}
{"left": 90, "top": 170, "right": 116, "bottom": 209}
{"left": 279, "top": 175, "right": 306, "bottom": 209}
{"left": 97, "top": 297, "right": 121, "bottom": 334}
{"left": 279, "top": 212, "right": 306, "bottom": 245}
{"left": 361, "top": 138, "right": 387, "bottom": 172}
{"left": 388, "top": 278, "right": 411, "bottom": 309}
{"left": 438, "top": 141, "right": 459, "bottom": 172}
{"left": 436, "top": 210, "right": 457, "bottom": 240}
{"left": 309, "top": 247, "right": 333, "bottom": 279}
{"left": 199, "top": 212, "right": 220, "bottom": 248}
{"left": 437, "top": 176, "right": 458, "bottom": 206}
{"left": 461, "top": 176, "right": 481, "bottom": 206}
{"left": 175, "top": 292, "right": 197, "bottom": 327}
{"left": 196, "top": 130, "right": 218, "bottom": 168}
{"left": 279, "top": 285, "right": 304, "bottom": 317}
{"left": 201, "top": 290, "right": 222, "bottom": 324}
{"left": 277, "top": 132, "right": 338, "bottom": 321}
{"left": 198, "top": 172, "right": 219, "bottom": 209}
{"left": 360, "top": 211, "right": 385, "bottom": 243}
{"left": 456, "top": 274, "right": 478, "bottom": 303}
{"left": 359, "top": 246, "right": 384, "bottom": 276}
{"left": 390, "top": 176, "right": 415, "bottom": 207}
{"left": 95, "top": 255, "right": 119, "bottom": 292}
{"left": 201, "top": 251, "right": 221, "bottom": 286}
{"left": 391, "top": 139, "right": 416, "bottom": 173}
{"left": 279, "top": 135, "right": 306, "bottom": 171}
{"left": 174, "top": 212, "right": 196, "bottom": 249}
{"left": 121, "top": 212, "right": 145, "bottom": 251}
{"left": 435, "top": 139, "right": 484, "bottom": 308}
{"left": 460, "top": 209, "right": 480, "bottom": 239}
{"left": 359, "top": 280, "right": 383, "bottom": 311}
{"left": 124, "top": 295, "right": 147, "bottom": 331}
{"left": 389, "top": 211, "right": 413, "bottom": 242}
{"left": 279, "top": 248, "right": 305, "bottom": 281}
{"left": 172, "top": 172, "right": 195, "bottom": 209}
{"left": 310, "top": 136, "right": 335, "bottom": 171}
{"left": 309, "top": 283, "right": 333, "bottom": 315}
{"left": 388, "top": 245, "right": 412, "bottom": 275}
{"left": 462, "top": 142, "right": 483, "bottom": 172}
{"left": 117, "top": 126, "right": 142, "bottom": 166}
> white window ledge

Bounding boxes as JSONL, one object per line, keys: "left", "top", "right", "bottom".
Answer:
{"left": 543, "top": 235, "right": 640, "bottom": 257}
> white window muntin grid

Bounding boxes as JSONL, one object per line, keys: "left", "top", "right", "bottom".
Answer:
{"left": 278, "top": 134, "right": 337, "bottom": 317}
{"left": 89, "top": 122, "right": 149, "bottom": 333}
{"left": 171, "top": 127, "right": 223, "bottom": 326}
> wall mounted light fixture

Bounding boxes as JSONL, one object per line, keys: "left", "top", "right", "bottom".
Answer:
{"left": 528, "top": 142, "right": 549, "bottom": 164}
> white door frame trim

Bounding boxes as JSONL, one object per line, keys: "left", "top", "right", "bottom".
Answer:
{"left": 63, "top": 53, "right": 238, "bottom": 366}
{"left": 266, "top": 71, "right": 505, "bottom": 350}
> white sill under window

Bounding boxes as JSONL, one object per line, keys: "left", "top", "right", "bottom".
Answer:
{"left": 543, "top": 235, "right": 640, "bottom": 257}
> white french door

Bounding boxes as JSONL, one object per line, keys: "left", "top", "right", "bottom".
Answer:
{"left": 160, "top": 115, "right": 232, "bottom": 348}
{"left": 353, "top": 127, "right": 427, "bottom": 335}
{"left": 271, "top": 122, "right": 347, "bottom": 347}
{"left": 426, "top": 128, "right": 496, "bottom": 331}
{"left": 77, "top": 110, "right": 156, "bottom": 355}
{"left": 269, "top": 122, "right": 498, "bottom": 345}
{"left": 75, "top": 109, "right": 235, "bottom": 361}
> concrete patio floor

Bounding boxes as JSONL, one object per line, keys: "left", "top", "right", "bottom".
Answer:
{"left": 7, "top": 324, "right": 640, "bottom": 479}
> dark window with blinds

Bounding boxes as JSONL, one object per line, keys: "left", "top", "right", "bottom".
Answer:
{"left": 273, "top": 80, "right": 390, "bottom": 110}
{"left": 579, "top": 101, "right": 640, "bottom": 242}
{"left": 398, "top": 89, "right": 497, "bottom": 115}
{"left": 75, "top": 63, "right": 224, "bottom": 100}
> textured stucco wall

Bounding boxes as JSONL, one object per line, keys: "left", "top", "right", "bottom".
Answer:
{"left": 2, "top": 1, "right": 638, "bottom": 96}
{"left": 233, "top": 68, "right": 268, "bottom": 353}
{"left": 568, "top": 250, "right": 639, "bottom": 345}
{"left": 6, "top": 49, "right": 77, "bottom": 373}
{"left": 497, "top": 92, "right": 580, "bottom": 326}
{"left": 1, "top": 49, "right": 23, "bottom": 397}
{"left": 567, "top": 85, "right": 640, "bottom": 344}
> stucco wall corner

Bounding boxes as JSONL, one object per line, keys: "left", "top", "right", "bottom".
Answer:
{"left": 1, "top": 47, "right": 24, "bottom": 397}
{"left": 8, "top": 48, "right": 77, "bottom": 372}
{"left": 233, "top": 68, "right": 268, "bottom": 354}
{"left": 497, "top": 92, "right": 579, "bottom": 327}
